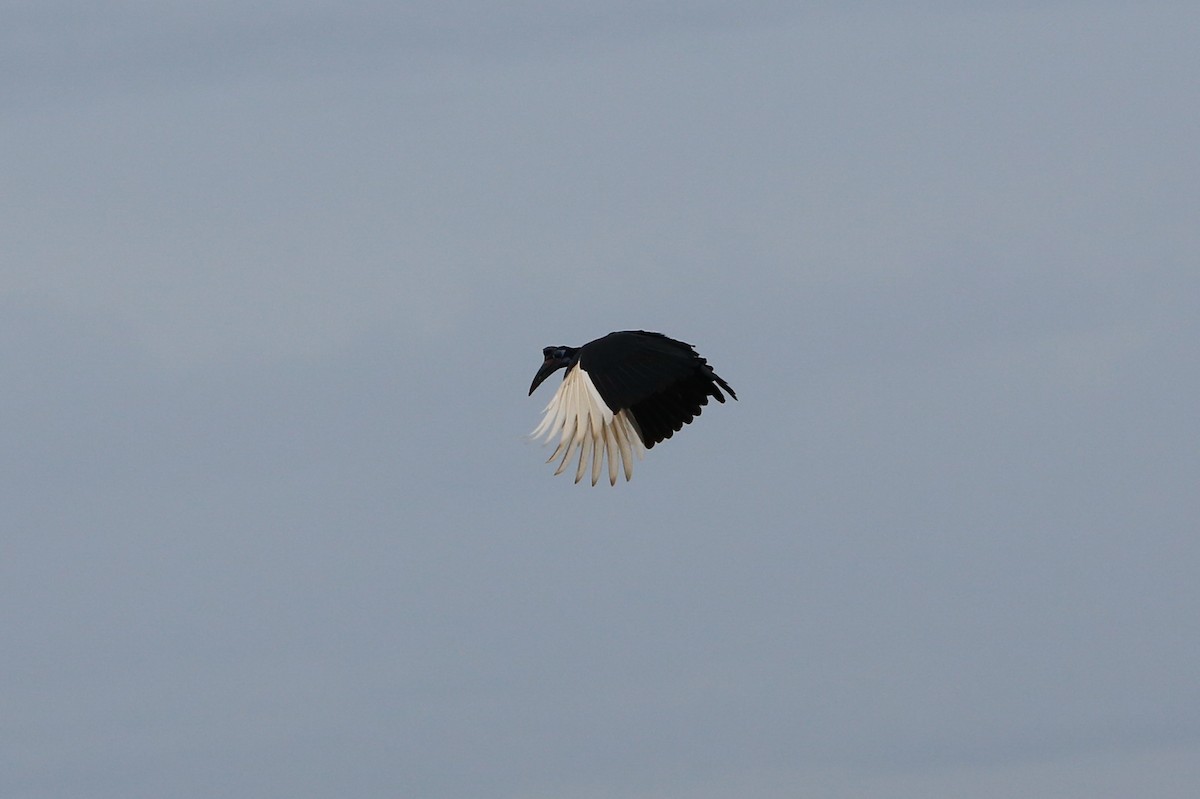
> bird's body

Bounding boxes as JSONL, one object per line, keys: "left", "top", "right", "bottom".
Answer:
{"left": 528, "top": 331, "right": 736, "bottom": 485}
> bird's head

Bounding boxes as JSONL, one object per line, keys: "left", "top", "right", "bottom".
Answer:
{"left": 529, "top": 345, "right": 578, "bottom": 395}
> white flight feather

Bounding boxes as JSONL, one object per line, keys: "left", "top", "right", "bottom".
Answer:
{"left": 531, "top": 363, "right": 645, "bottom": 485}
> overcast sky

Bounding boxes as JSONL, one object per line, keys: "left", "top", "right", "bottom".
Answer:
{"left": 3, "top": 3, "right": 1198, "bottom": 798}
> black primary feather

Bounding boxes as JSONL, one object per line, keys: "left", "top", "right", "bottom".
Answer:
{"left": 577, "top": 331, "right": 736, "bottom": 448}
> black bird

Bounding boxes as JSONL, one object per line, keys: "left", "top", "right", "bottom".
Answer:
{"left": 528, "top": 330, "right": 736, "bottom": 485}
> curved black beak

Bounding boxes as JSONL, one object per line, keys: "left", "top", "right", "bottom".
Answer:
{"left": 528, "top": 359, "right": 560, "bottom": 396}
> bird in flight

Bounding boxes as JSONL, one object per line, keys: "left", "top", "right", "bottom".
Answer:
{"left": 528, "top": 330, "right": 736, "bottom": 485}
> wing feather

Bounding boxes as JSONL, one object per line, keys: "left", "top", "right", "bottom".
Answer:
{"left": 532, "top": 362, "right": 641, "bottom": 485}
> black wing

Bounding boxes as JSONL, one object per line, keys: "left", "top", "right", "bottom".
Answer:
{"left": 580, "top": 331, "right": 736, "bottom": 448}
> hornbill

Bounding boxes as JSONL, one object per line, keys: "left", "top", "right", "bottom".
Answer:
{"left": 528, "top": 330, "right": 736, "bottom": 485}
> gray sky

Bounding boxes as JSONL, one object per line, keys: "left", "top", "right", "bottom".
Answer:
{"left": 3, "top": 3, "right": 1198, "bottom": 797}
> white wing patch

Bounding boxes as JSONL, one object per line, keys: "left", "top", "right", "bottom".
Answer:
{"left": 531, "top": 363, "right": 645, "bottom": 485}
